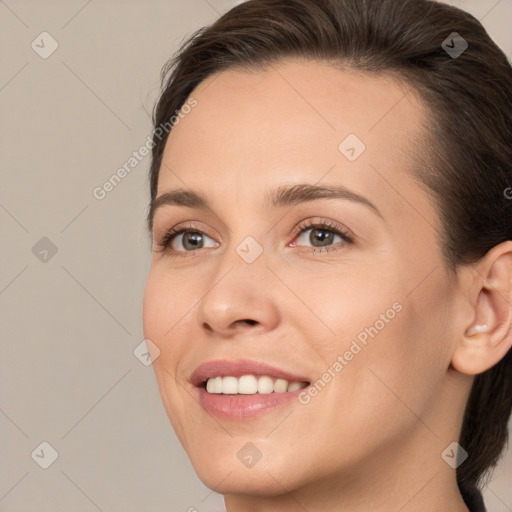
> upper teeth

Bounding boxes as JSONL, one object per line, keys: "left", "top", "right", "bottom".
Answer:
{"left": 205, "top": 375, "right": 308, "bottom": 394}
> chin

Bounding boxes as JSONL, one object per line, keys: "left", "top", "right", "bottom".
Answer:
{"left": 185, "top": 443, "right": 304, "bottom": 496}
{"left": 196, "top": 464, "right": 295, "bottom": 497}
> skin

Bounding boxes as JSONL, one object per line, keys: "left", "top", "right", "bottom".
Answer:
{"left": 143, "top": 59, "right": 512, "bottom": 512}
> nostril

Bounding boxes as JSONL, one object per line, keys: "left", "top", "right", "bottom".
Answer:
{"left": 243, "top": 319, "right": 257, "bottom": 326}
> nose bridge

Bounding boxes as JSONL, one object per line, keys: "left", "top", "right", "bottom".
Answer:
{"left": 213, "top": 210, "right": 269, "bottom": 282}
{"left": 195, "top": 232, "right": 279, "bottom": 334}
{"left": 206, "top": 232, "right": 269, "bottom": 302}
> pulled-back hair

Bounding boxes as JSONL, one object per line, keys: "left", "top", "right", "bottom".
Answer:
{"left": 148, "top": 0, "right": 512, "bottom": 507}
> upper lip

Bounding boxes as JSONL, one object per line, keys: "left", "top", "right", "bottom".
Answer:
{"left": 190, "top": 359, "right": 311, "bottom": 387}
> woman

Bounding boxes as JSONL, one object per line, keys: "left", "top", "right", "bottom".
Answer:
{"left": 143, "top": 0, "right": 512, "bottom": 510}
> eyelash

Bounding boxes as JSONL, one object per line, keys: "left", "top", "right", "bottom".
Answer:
{"left": 156, "top": 219, "right": 354, "bottom": 258}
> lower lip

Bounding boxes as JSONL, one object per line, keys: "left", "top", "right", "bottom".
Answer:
{"left": 195, "top": 385, "right": 308, "bottom": 420}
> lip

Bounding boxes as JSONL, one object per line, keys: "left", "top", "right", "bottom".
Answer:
{"left": 190, "top": 359, "right": 311, "bottom": 420}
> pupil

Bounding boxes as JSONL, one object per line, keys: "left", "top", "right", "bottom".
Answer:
{"left": 311, "top": 228, "right": 333, "bottom": 247}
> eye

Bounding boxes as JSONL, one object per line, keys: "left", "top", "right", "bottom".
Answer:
{"left": 291, "top": 219, "right": 354, "bottom": 253}
{"left": 157, "top": 223, "right": 218, "bottom": 255}
{"left": 155, "top": 218, "right": 354, "bottom": 258}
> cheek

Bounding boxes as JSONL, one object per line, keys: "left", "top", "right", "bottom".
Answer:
{"left": 143, "top": 268, "right": 199, "bottom": 444}
{"left": 142, "top": 266, "right": 195, "bottom": 346}
{"left": 142, "top": 269, "right": 189, "bottom": 403}
{"left": 294, "top": 265, "right": 448, "bottom": 429}
{"left": 142, "top": 269, "right": 166, "bottom": 340}
{"left": 345, "top": 282, "right": 451, "bottom": 428}
{"left": 285, "top": 263, "right": 403, "bottom": 359}
{"left": 295, "top": 307, "right": 444, "bottom": 478}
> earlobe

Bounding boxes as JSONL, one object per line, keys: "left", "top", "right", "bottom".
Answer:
{"left": 451, "top": 241, "right": 512, "bottom": 376}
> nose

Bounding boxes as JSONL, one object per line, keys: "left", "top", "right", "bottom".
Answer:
{"left": 195, "top": 250, "right": 281, "bottom": 338}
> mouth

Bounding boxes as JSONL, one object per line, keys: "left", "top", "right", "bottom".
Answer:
{"left": 190, "top": 359, "right": 312, "bottom": 419}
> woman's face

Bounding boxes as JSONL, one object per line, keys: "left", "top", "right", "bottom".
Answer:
{"left": 143, "top": 60, "right": 469, "bottom": 501}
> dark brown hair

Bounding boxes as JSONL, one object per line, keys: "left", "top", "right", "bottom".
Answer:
{"left": 147, "top": 0, "right": 512, "bottom": 506}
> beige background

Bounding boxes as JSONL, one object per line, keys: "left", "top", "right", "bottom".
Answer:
{"left": 1, "top": 1, "right": 511, "bottom": 510}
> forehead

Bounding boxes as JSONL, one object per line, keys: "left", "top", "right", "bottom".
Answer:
{"left": 158, "top": 59, "right": 434, "bottom": 225}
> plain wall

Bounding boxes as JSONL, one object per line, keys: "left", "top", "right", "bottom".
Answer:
{"left": 1, "top": 0, "right": 511, "bottom": 510}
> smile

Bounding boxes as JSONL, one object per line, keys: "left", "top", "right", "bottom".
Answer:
{"left": 190, "top": 359, "right": 312, "bottom": 419}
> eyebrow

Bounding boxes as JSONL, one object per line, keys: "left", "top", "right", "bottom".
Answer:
{"left": 148, "top": 183, "right": 383, "bottom": 231}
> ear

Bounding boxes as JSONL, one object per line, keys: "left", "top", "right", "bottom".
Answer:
{"left": 451, "top": 240, "right": 512, "bottom": 375}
